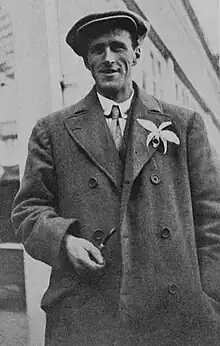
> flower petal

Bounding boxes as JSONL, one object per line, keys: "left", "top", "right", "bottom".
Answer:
{"left": 161, "top": 138, "right": 168, "bottom": 154}
{"left": 146, "top": 132, "right": 155, "bottom": 146}
{"left": 158, "top": 121, "right": 172, "bottom": 131}
{"left": 137, "top": 119, "right": 158, "bottom": 133}
{"left": 160, "top": 130, "right": 180, "bottom": 144}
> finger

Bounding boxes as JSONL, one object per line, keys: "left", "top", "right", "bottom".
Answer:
{"left": 67, "top": 251, "right": 84, "bottom": 270}
{"left": 83, "top": 240, "right": 104, "bottom": 265}
{"left": 83, "top": 253, "right": 105, "bottom": 271}
{"left": 67, "top": 248, "right": 97, "bottom": 271}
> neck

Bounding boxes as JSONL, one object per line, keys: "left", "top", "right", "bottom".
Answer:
{"left": 96, "top": 84, "right": 133, "bottom": 103}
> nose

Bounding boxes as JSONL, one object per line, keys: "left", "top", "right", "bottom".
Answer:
{"left": 104, "top": 47, "right": 115, "bottom": 63}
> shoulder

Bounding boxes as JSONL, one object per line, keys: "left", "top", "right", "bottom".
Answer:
{"left": 137, "top": 85, "right": 197, "bottom": 127}
{"left": 141, "top": 90, "right": 203, "bottom": 130}
{"left": 159, "top": 99, "right": 197, "bottom": 124}
{"left": 159, "top": 100, "right": 207, "bottom": 138}
{"left": 137, "top": 87, "right": 206, "bottom": 141}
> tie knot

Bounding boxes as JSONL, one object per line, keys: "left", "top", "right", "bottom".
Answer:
{"left": 110, "top": 105, "right": 121, "bottom": 119}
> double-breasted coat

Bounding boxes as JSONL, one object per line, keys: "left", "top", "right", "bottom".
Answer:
{"left": 12, "top": 83, "right": 220, "bottom": 345}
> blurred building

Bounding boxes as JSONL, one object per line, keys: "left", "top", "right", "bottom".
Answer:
{"left": 0, "top": 5, "right": 26, "bottom": 346}
{"left": 0, "top": 0, "right": 219, "bottom": 345}
{"left": 0, "top": 3, "right": 19, "bottom": 244}
{"left": 0, "top": 4, "right": 14, "bottom": 78}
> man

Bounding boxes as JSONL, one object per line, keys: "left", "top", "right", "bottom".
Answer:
{"left": 11, "top": 9, "right": 220, "bottom": 346}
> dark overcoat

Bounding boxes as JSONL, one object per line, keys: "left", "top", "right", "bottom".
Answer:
{"left": 12, "top": 83, "right": 220, "bottom": 345}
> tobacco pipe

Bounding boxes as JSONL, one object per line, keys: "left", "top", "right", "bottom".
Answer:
{"left": 98, "top": 227, "right": 117, "bottom": 252}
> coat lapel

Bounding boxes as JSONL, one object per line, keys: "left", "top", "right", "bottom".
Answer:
{"left": 64, "top": 87, "right": 123, "bottom": 191}
{"left": 124, "top": 87, "right": 172, "bottom": 185}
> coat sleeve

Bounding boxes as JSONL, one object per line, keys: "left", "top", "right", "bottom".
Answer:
{"left": 187, "top": 112, "right": 220, "bottom": 302}
{"left": 11, "top": 118, "right": 79, "bottom": 270}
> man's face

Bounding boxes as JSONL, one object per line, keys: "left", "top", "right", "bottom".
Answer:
{"left": 85, "top": 29, "right": 140, "bottom": 98}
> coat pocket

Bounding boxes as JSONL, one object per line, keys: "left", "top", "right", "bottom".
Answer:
{"left": 45, "top": 288, "right": 118, "bottom": 346}
{"left": 41, "top": 280, "right": 94, "bottom": 313}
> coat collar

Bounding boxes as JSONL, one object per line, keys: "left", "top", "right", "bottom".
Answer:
{"left": 63, "top": 86, "right": 124, "bottom": 190}
{"left": 63, "top": 83, "right": 171, "bottom": 190}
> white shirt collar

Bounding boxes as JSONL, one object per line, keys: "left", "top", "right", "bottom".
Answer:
{"left": 97, "top": 89, "right": 134, "bottom": 119}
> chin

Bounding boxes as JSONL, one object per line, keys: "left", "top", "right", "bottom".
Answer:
{"left": 98, "top": 81, "right": 122, "bottom": 93}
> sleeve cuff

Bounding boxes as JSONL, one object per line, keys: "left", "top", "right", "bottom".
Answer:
{"left": 24, "top": 216, "right": 80, "bottom": 270}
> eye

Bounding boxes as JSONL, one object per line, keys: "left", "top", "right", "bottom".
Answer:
{"left": 111, "top": 43, "right": 126, "bottom": 52}
{"left": 114, "top": 47, "right": 123, "bottom": 53}
{"left": 89, "top": 44, "right": 104, "bottom": 55}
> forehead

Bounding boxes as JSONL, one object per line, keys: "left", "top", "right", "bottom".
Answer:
{"left": 87, "top": 29, "right": 133, "bottom": 46}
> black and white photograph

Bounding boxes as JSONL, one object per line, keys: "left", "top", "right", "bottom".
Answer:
{"left": 0, "top": 0, "right": 220, "bottom": 345}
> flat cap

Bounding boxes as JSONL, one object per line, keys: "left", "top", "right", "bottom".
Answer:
{"left": 66, "top": 10, "right": 150, "bottom": 57}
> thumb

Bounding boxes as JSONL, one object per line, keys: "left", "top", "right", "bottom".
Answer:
{"left": 83, "top": 240, "right": 104, "bottom": 265}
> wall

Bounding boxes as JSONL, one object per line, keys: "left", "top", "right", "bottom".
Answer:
{"left": 135, "top": 0, "right": 220, "bottom": 118}
{"left": 5, "top": 1, "right": 53, "bottom": 345}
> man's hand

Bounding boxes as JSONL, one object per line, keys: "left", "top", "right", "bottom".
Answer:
{"left": 64, "top": 234, "right": 105, "bottom": 273}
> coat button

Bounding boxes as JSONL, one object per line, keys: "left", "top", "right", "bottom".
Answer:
{"left": 168, "top": 283, "right": 178, "bottom": 295}
{"left": 161, "top": 228, "right": 171, "bottom": 238}
{"left": 88, "top": 177, "right": 98, "bottom": 188}
{"left": 93, "top": 229, "right": 104, "bottom": 242}
{"left": 150, "top": 174, "right": 160, "bottom": 185}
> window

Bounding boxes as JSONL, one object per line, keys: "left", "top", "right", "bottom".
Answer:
{"left": 175, "top": 83, "right": 179, "bottom": 101}
{"left": 142, "top": 71, "right": 147, "bottom": 90}
{"left": 182, "top": 90, "right": 185, "bottom": 106}
{"left": 157, "top": 60, "right": 162, "bottom": 77}
{"left": 153, "top": 81, "right": 157, "bottom": 96}
{"left": 150, "top": 52, "right": 155, "bottom": 76}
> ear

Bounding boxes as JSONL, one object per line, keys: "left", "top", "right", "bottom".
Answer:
{"left": 132, "top": 47, "right": 141, "bottom": 66}
{"left": 83, "top": 56, "right": 90, "bottom": 71}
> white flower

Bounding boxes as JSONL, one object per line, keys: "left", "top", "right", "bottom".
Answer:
{"left": 137, "top": 119, "right": 180, "bottom": 154}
